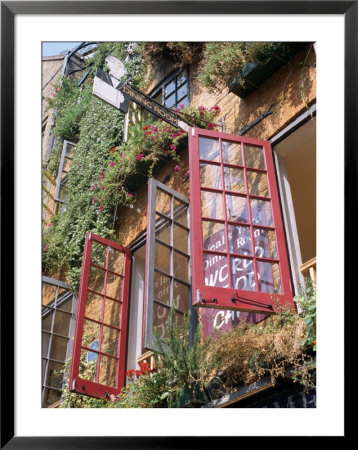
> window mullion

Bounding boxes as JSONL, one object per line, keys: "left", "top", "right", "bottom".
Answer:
{"left": 242, "top": 143, "right": 261, "bottom": 293}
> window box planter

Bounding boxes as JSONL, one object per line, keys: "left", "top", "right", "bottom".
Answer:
{"left": 173, "top": 384, "right": 210, "bottom": 408}
{"left": 228, "top": 42, "right": 309, "bottom": 99}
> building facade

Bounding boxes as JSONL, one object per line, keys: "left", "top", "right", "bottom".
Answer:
{"left": 42, "top": 42, "right": 316, "bottom": 408}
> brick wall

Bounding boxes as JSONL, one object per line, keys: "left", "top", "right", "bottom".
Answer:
{"left": 115, "top": 46, "right": 316, "bottom": 247}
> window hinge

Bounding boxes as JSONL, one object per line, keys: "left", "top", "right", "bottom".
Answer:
{"left": 72, "top": 379, "right": 76, "bottom": 391}
{"left": 89, "top": 232, "right": 92, "bottom": 241}
{"left": 192, "top": 128, "right": 196, "bottom": 137}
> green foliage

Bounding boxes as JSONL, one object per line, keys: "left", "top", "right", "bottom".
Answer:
{"left": 198, "top": 42, "right": 279, "bottom": 92}
{"left": 294, "top": 278, "right": 316, "bottom": 351}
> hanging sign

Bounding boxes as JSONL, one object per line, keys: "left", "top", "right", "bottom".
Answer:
{"left": 93, "top": 67, "right": 189, "bottom": 131}
{"left": 93, "top": 68, "right": 130, "bottom": 113}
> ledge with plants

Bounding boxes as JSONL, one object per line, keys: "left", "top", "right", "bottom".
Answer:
{"left": 57, "top": 279, "right": 316, "bottom": 408}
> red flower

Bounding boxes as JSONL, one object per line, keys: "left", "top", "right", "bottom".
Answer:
{"left": 109, "top": 161, "right": 115, "bottom": 166}
{"left": 136, "top": 153, "right": 144, "bottom": 160}
{"left": 198, "top": 105, "right": 206, "bottom": 111}
{"left": 207, "top": 123, "right": 215, "bottom": 129}
{"left": 174, "top": 165, "right": 180, "bottom": 173}
{"left": 99, "top": 205, "right": 103, "bottom": 211}
{"left": 170, "top": 144, "right": 176, "bottom": 151}
{"left": 143, "top": 125, "right": 151, "bottom": 131}
{"left": 210, "top": 105, "right": 221, "bottom": 112}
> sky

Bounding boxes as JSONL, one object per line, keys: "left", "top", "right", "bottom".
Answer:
{"left": 42, "top": 42, "right": 82, "bottom": 56}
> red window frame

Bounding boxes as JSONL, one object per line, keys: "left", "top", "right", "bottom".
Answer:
{"left": 69, "top": 232, "right": 131, "bottom": 399}
{"left": 189, "top": 127, "right": 294, "bottom": 313}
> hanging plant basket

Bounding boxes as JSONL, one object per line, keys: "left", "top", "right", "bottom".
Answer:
{"left": 228, "top": 42, "right": 309, "bottom": 99}
{"left": 173, "top": 384, "right": 210, "bottom": 408}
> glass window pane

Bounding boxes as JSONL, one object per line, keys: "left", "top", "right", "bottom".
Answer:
{"left": 108, "top": 248, "right": 125, "bottom": 274}
{"left": 173, "top": 281, "right": 189, "bottom": 314}
{"left": 199, "top": 137, "right": 220, "bottom": 162}
{"left": 251, "top": 199, "right": 273, "bottom": 227}
{"left": 201, "top": 191, "right": 224, "bottom": 219}
{"left": 87, "top": 339, "right": 99, "bottom": 362}
{"left": 173, "top": 251, "right": 189, "bottom": 283}
{"left": 202, "top": 220, "right": 226, "bottom": 253}
{"left": 106, "top": 272, "right": 122, "bottom": 300}
{"left": 156, "top": 217, "right": 171, "bottom": 245}
{"left": 173, "top": 199, "right": 188, "bottom": 226}
{"left": 204, "top": 253, "right": 229, "bottom": 288}
{"left": 49, "top": 335, "right": 68, "bottom": 362}
{"left": 42, "top": 310, "right": 54, "bottom": 332}
{"left": 173, "top": 224, "right": 188, "bottom": 254}
{"left": 80, "top": 349, "right": 97, "bottom": 382}
{"left": 177, "top": 96, "right": 188, "bottom": 107}
{"left": 226, "top": 195, "right": 249, "bottom": 223}
{"left": 53, "top": 310, "right": 71, "bottom": 336}
{"left": 153, "top": 303, "right": 170, "bottom": 339}
{"left": 165, "top": 92, "right": 176, "bottom": 108}
{"left": 257, "top": 261, "right": 281, "bottom": 293}
{"left": 101, "top": 326, "right": 119, "bottom": 356}
{"left": 104, "top": 298, "right": 121, "bottom": 328}
{"left": 156, "top": 189, "right": 171, "bottom": 217}
{"left": 177, "top": 83, "right": 187, "bottom": 101}
{"left": 57, "top": 296, "right": 72, "bottom": 312}
{"left": 154, "top": 271, "right": 171, "bottom": 305}
{"left": 42, "top": 283, "right": 57, "bottom": 307}
{"left": 228, "top": 224, "right": 253, "bottom": 255}
{"left": 82, "top": 319, "right": 100, "bottom": 349}
{"left": 63, "top": 157, "right": 72, "bottom": 173}
{"left": 200, "top": 163, "right": 222, "bottom": 189}
{"left": 231, "top": 257, "right": 256, "bottom": 291}
{"left": 88, "top": 265, "right": 106, "bottom": 294}
{"left": 99, "top": 355, "right": 117, "bottom": 388}
{"left": 222, "top": 141, "right": 243, "bottom": 165}
{"left": 85, "top": 291, "right": 103, "bottom": 322}
{"left": 177, "top": 70, "right": 187, "bottom": 85}
{"left": 247, "top": 170, "right": 269, "bottom": 197}
{"left": 66, "top": 143, "right": 75, "bottom": 158}
{"left": 43, "top": 388, "right": 62, "bottom": 408}
{"left": 46, "top": 360, "right": 64, "bottom": 389}
{"left": 244, "top": 144, "right": 266, "bottom": 169}
{"left": 224, "top": 167, "right": 245, "bottom": 193}
{"left": 165, "top": 79, "right": 176, "bottom": 96}
{"left": 155, "top": 242, "right": 171, "bottom": 275}
{"left": 254, "top": 228, "right": 278, "bottom": 259}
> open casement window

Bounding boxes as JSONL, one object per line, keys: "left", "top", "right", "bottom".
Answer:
{"left": 189, "top": 128, "right": 294, "bottom": 313}
{"left": 55, "top": 140, "right": 76, "bottom": 204}
{"left": 144, "top": 179, "right": 191, "bottom": 350}
{"left": 69, "top": 232, "right": 131, "bottom": 399}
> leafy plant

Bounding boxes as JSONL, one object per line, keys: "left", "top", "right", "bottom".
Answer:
{"left": 198, "top": 42, "right": 279, "bottom": 92}
{"left": 294, "top": 278, "right": 316, "bottom": 351}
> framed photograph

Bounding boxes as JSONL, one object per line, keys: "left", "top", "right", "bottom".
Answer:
{"left": 1, "top": 1, "right": 354, "bottom": 447}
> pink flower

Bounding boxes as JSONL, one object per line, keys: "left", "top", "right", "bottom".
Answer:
{"left": 179, "top": 103, "right": 185, "bottom": 109}
{"left": 153, "top": 126, "right": 158, "bottom": 133}
{"left": 136, "top": 153, "right": 144, "bottom": 160}
{"left": 99, "top": 205, "right": 103, "bottom": 211}
{"left": 170, "top": 144, "right": 176, "bottom": 151}
{"left": 101, "top": 185, "right": 105, "bottom": 190}
{"left": 147, "top": 155, "right": 152, "bottom": 160}
{"left": 174, "top": 165, "right": 180, "bottom": 173}
{"left": 47, "top": 222, "right": 52, "bottom": 228}
{"left": 92, "top": 198, "right": 97, "bottom": 203}
{"left": 128, "top": 193, "right": 133, "bottom": 197}
{"left": 210, "top": 105, "right": 221, "bottom": 112}
{"left": 45, "top": 245, "right": 49, "bottom": 250}
{"left": 198, "top": 106, "right": 206, "bottom": 111}
{"left": 109, "top": 161, "right": 115, "bottom": 166}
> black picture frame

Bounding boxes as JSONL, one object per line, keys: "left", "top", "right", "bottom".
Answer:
{"left": 1, "top": 1, "right": 354, "bottom": 448}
